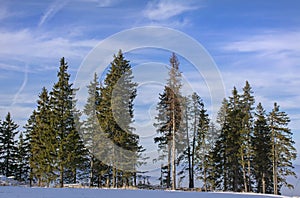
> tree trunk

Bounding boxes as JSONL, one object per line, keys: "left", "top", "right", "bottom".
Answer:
{"left": 112, "top": 167, "right": 117, "bottom": 188}
{"left": 185, "top": 103, "right": 193, "bottom": 188}
{"left": 247, "top": 152, "right": 251, "bottom": 192}
{"left": 241, "top": 154, "right": 248, "bottom": 192}
{"left": 60, "top": 164, "right": 64, "bottom": 188}
{"left": 262, "top": 173, "right": 266, "bottom": 194}
{"left": 90, "top": 157, "right": 94, "bottom": 187}
{"left": 172, "top": 107, "right": 176, "bottom": 190}
{"left": 167, "top": 143, "right": 171, "bottom": 188}
{"left": 272, "top": 126, "right": 278, "bottom": 195}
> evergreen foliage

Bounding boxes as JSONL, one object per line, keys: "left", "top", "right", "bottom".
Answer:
{"left": 0, "top": 112, "right": 19, "bottom": 177}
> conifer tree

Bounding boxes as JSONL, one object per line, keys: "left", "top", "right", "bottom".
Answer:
{"left": 0, "top": 112, "right": 18, "bottom": 177}
{"left": 50, "top": 57, "right": 85, "bottom": 187}
{"left": 240, "top": 81, "right": 255, "bottom": 192}
{"left": 15, "top": 131, "right": 30, "bottom": 182}
{"left": 195, "top": 94, "right": 210, "bottom": 191}
{"left": 29, "top": 87, "right": 57, "bottom": 186}
{"left": 97, "top": 50, "right": 140, "bottom": 187}
{"left": 24, "top": 110, "right": 37, "bottom": 186}
{"left": 154, "top": 53, "right": 182, "bottom": 190}
{"left": 268, "top": 102, "right": 297, "bottom": 195}
{"left": 82, "top": 73, "right": 108, "bottom": 187}
{"left": 253, "top": 102, "right": 273, "bottom": 194}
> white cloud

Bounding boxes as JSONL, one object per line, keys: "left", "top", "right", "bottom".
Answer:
{"left": 222, "top": 30, "right": 300, "bottom": 68}
{"left": 144, "top": 0, "right": 198, "bottom": 21}
{"left": 0, "top": 29, "right": 98, "bottom": 64}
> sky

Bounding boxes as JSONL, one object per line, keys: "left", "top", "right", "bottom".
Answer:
{"left": 1, "top": 0, "right": 300, "bottom": 189}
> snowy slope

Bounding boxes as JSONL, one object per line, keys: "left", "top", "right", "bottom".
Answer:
{"left": 0, "top": 187, "right": 294, "bottom": 198}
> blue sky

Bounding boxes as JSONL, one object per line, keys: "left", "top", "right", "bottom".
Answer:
{"left": 1, "top": 0, "right": 300, "bottom": 186}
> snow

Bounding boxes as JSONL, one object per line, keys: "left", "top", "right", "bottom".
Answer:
{"left": 0, "top": 187, "right": 295, "bottom": 198}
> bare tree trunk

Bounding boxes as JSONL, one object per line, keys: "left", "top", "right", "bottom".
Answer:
{"left": 184, "top": 100, "right": 193, "bottom": 188}
{"left": 167, "top": 142, "right": 171, "bottom": 188}
{"left": 241, "top": 154, "right": 248, "bottom": 192}
{"left": 247, "top": 151, "right": 251, "bottom": 192}
{"left": 172, "top": 104, "right": 176, "bottom": 190}
{"left": 90, "top": 157, "right": 94, "bottom": 187}
{"left": 272, "top": 127, "right": 278, "bottom": 195}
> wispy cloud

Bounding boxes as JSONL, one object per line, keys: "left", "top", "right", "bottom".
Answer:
{"left": 222, "top": 30, "right": 300, "bottom": 67}
{"left": 39, "top": 0, "right": 69, "bottom": 27}
{"left": 0, "top": 29, "right": 98, "bottom": 63}
{"left": 144, "top": 0, "right": 199, "bottom": 21}
{"left": 0, "top": 6, "right": 10, "bottom": 21}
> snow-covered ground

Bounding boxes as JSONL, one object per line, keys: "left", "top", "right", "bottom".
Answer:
{"left": 0, "top": 187, "right": 296, "bottom": 198}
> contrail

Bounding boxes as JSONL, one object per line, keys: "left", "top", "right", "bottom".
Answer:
{"left": 38, "top": 0, "right": 69, "bottom": 27}
{"left": 11, "top": 64, "right": 28, "bottom": 106}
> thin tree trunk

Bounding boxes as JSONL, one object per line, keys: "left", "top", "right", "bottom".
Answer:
{"left": 112, "top": 167, "right": 117, "bottom": 188}
{"left": 185, "top": 101, "right": 193, "bottom": 188}
{"left": 262, "top": 173, "right": 266, "bottom": 194}
{"left": 89, "top": 157, "right": 94, "bottom": 187}
{"left": 60, "top": 164, "right": 64, "bottom": 188}
{"left": 172, "top": 104, "right": 176, "bottom": 190}
{"left": 191, "top": 110, "right": 197, "bottom": 189}
{"left": 272, "top": 125, "right": 278, "bottom": 195}
{"left": 167, "top": 143, "right": 171, "bottom": 188}
{"left": 241, "top": 154, "right": 248, "bottom": 192}
{"left": 247, "top": 151, "right": 251, "bottom": 192}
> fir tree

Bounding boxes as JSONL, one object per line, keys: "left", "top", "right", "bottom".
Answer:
{"left": 268, "top": 102, "right": 297, "bottom": 194}
{"left": 154, "top": 53, "right": 182, "bottom": 190}
{"left": 82, "top": 72, "right": 108, "bottom": 187}
{"left": 194, "top": 94, "right": 210, "bottom": 191}
{"left": 97, "top": 50, "right": 140, "bottom": 188}
{"left": 49, "top": 57, "right": 85, "bottom": 187}
{"left": 24, "top": 110, "right": 37, "bottom": 186}
{"left": 253, "top": 102, "right": 273, "bottom": 194}
{"left": 0, "top": 112, "right": 19, "bottom": 177}
{"left": 240, "top": 81, "right": 255, "bottom": 192}
{"left": 29, "top": 87, "right": 57, "bottom": 186}
{"left": 15, "top": 131, "right": 30, "bottom": 182}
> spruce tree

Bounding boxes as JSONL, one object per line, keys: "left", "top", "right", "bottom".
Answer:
{"left": 268, "top": 102, "right": 297, "bottom": 194}
{"left": 253, "top": 102, "right": 273, "bottom": 194}
{"left": 154, "top": 53, "right": 182, "bottom": 190}
{"left": 0, "top": 112, "right": 18, "bottom": 177}
{"left": 211, "top": 98, "right": 230, "bottom": 190}
{"left": 154, "top": 87, "right": 172, "bottom": 188}
{"left": 15, "top": 131, "right": 30, "bottom": 182}
{"left": 29, "top": 87, "right": 57, "bottom": 186}
{"left": 194, "top": 94, "right": 210, "bottom": 191}
{"left": 50, "top": 57, "right": 85, "bottom": 187}
{"left": 97, "top": 50, "right": 140, "bottom": 187}
{"left": 240, "top": 81, "right": 255, "bottom": 192}
{"left": 24, "top": 110, "right": 37, "bottom": 186}
{"left": 82, "top": 72, "right": 108, "bottom": 187}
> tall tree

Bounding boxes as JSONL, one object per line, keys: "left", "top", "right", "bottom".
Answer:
{"left": 195, "top": 94, "right": 210, "bottom": 191}
{"left": 97, "top": 50, "right": 140, "bottom": 188}
{"left": 24, "top": 110, "right": 37, "bottom": 187}
{"left": 240, "top": 81, "right": 255, "bottom": 192}
{"left": 82, "top": 73, "right": 108, "bottom": 187}
{"left": 154, "top": 53, "right": 182, "bottom": 190}
{"left": 50, "top": 57, "right": 85, "bottom": 187}
{"left": 0, "top": 112, "right": 18, "bottom": 177}
{"left": 29, "top": 87, "right": 57, "bottom": 186}
{"left": 253, "top": 102, "right": 273, "bottom": 194}
{"left": 268, "top": 102, "right": 297, "bottom": 195}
